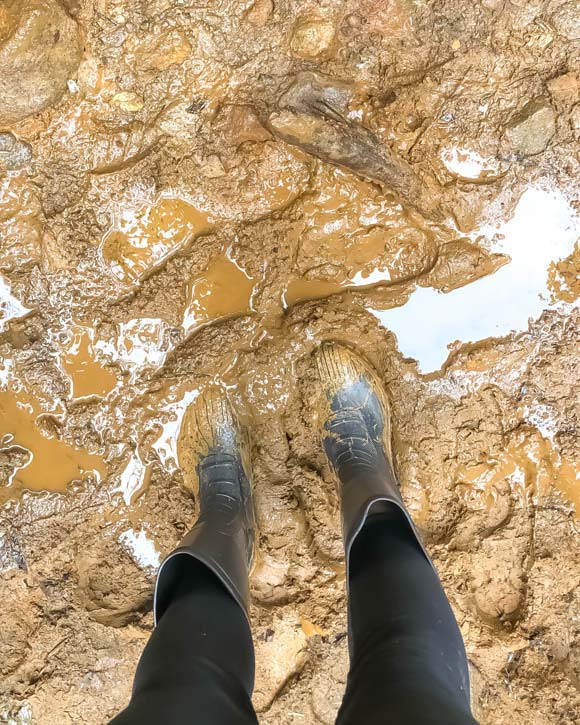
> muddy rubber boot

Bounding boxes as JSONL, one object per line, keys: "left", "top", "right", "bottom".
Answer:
{"left": 312, "top": 342, "right": 432, "bottom": 570}
{"left": 154, "top": 386, "right": 256, "bottom": 624}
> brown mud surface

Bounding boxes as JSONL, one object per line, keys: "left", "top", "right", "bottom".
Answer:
{"left": 0, "top": 0, "right": 579, "bottom": 722}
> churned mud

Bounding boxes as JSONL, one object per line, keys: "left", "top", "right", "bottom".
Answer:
{"left": 0, "top": 0, "right": 579, "bottom": 722}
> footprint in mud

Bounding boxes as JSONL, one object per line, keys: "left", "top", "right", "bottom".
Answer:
{"left": 0, "top": 0, "right": 81, "bottom": 125}
{"left": 290, "top": 466, "right": 343, "bottom": 562}
{"left": 309, "top": 640, "right": 349, "bottom": 724}
{"left": 464, "top": 425, "right": 580, "bottom": 626}
{"left": 466, "top": 505, "right": 532, "bottom": 625}
{"left": 451, "top": 429, "right": 543, "bottom": 625}
{"left": 474, "top": 548, "right": 527, "bottom": 626}
{"left": 0, "top": 570, "right": 43, "bottom": 676}
{"left": 253, "top": 609, "right": 309, "bottom": 713}
{"left": 75, "top": 531, "right": 154, "bottom": 627}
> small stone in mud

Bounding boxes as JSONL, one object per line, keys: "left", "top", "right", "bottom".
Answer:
{"left": 214, "top": 104, "right": 272, "bottom": 147}
{"left": 547, "top": 73, "right": 579, "bottom": 106}
{"left": 404, "top": 113, "right": 423, "bottom": 131}
{"left": 244, "top": 0, "right": 273, "bottom": 27}
{"left": 502, "top": 99, "right": 556, "bottom": 157}
{"left": 571, "top": 105, "right": 580, "bottom": 137}
{"left": 0, "top": 0, "right": 81, "bottom": 125}
{"left": 136, "top": 29, "right": 191, "bottom": 72}
{"left": 439, "top": 147, "right": 504, "bottom": 184}
{"left": 60, "top": 0, "right": 81, "bottom": 15}
{"left": 290, "top": 17, "right": 336, "bottom": 59}
{"left": 112, "top": 91, "right": 144, "bottom": 113}
{"left": 0, "top": 132, "right": 32, "bottom": 170}
{"left": 200, "top": 154, "right": 226, "bottom": 178}
{"left": 344, "top": 13, "right": 362, "bottom": 28}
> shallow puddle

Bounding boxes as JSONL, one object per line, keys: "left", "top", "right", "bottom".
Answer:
{"left": 102, "top": 197, "right": 214, "bottom": 283}
{"left": 60, "top": 325, "right": 117, "bottom": 399}
{"left": 0, "top": 387, "right": 107, "bottom": 492}
{"left": 183, "top": 253, "right": 256, "bottom": 334}
{"left": 439, "top": 147, "right": 504, "bottom": 183}
{"left": 119, "top": 527, "right": 161, "bottom": 570}
{"left": 283, "top": 277, "right": 344, "bottom": 306}
{"left": 95, "top": 318, "right": 172, "bottom": 383}
{"left": 112, "top": 455, "right": 153, "bottom": 506}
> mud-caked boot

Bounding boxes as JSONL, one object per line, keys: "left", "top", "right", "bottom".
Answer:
{"left": 154, "top": 386, "right": 256, "bottom": 624}
{"left": 312, "top": 342, "right": 431, "bottom": 569}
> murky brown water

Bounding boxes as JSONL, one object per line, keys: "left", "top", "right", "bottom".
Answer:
{"left": 102, "top": 197, "right": 214, "bottom": 284}
{"left": 0, "top": 386, "right": 107, "bottom": 492}
{"left": 0, "top": 0, "right": 579, "bottom": 722}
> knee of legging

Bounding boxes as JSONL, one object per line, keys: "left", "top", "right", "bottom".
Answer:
{"left": 350, "top": 635, "right": 469, "bottom": 694}
{"left": 338, "top": 685, "right": 476, "bottom": 725}
{"left": 134, "top": 654, "right": 252, "bottom": 696}
{"left": 354, "top": 619, "right": 465, "bottom": 658}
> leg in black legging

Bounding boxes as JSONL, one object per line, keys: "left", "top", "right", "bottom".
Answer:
{"left": 110, "top": 558, "right": 258, "bottom": 725}
{"left": 337, "top": 505, "right": 477, "bottom": 725}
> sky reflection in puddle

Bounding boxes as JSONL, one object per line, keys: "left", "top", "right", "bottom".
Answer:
{"left": 369, "top": 186, "right": 579, "bottom": 373}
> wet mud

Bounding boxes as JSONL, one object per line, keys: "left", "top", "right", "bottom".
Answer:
{"left": 0, "top": 0, "right": 579, "bottom": 722}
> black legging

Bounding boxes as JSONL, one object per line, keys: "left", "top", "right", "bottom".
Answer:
{"left": 111, "top": 506, "right": 477, "bottom": 724}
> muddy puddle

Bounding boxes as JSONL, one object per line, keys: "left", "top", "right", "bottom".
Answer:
{"left": 0, "top": 0, "right": 579, "bottom": 722}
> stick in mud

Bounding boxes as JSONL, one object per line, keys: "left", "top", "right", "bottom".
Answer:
{"left": 268, "top": 72, "right": 443, "bottom": 221}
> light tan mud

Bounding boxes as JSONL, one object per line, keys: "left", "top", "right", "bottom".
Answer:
{"left": 0, "top": 0, "right": 579, "bottom": 722}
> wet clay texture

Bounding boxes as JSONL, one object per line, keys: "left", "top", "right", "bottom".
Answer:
{"left": 0, "top": 0, "right": 579, "bottom": 722}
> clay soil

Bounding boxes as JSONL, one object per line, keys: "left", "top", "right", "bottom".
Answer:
{"left": 0, "top": 0, "right": 579, "bottom": 722}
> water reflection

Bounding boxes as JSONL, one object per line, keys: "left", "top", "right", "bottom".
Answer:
{"left": 0, "top": 275, "right": 31, "bottom": 332}
{"left": 370, "top": 187, "right": 579, "bottom": 372}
